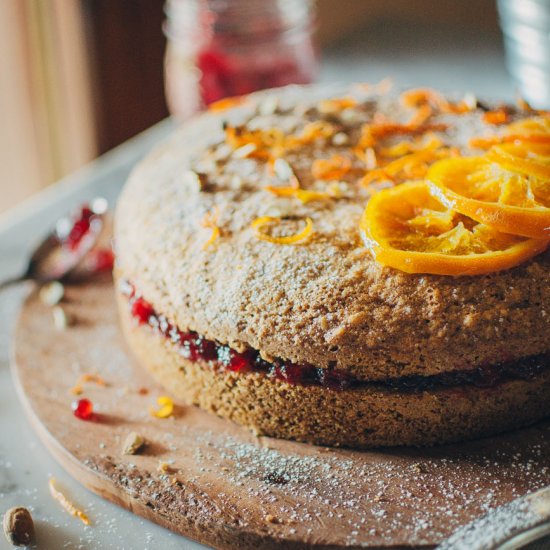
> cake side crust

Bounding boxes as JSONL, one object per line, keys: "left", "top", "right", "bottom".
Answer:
{"left": 118, "top": 291, "right": 550, "bottom": 449}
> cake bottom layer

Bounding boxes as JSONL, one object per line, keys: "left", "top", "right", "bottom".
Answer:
{"left": 118, "top": 295, "right": 550, "bottom": 448}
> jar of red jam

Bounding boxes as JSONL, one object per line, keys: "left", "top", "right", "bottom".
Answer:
{"left": 164, "top": 0, "right": 318, "bottom": 119}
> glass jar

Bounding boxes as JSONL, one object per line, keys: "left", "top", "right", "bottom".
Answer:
{"left": 164, "top": 0, "right": 318, "bottom": 120}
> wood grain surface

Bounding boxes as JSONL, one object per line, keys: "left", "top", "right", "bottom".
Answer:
{"left": 11, "top": 276, "right": 550, "bottom": 549}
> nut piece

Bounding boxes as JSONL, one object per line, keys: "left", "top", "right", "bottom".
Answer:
{"left": 52, "top": 306, "right": 74, "bottom": 330}
{"left": 122, "top": 432, "right": 145, "bottom": 455}
{"left": 157, "top": 460, "right": 176, "bottom": 474}
{"left": 3, "top": 506, "right": 35, "bottom": 547}
{"left": 264, "top": 514, "right": 280, "bottom": 524}
{"left": 39, "top": 281, "right": 64, "bottom": 306}
{"left": 331, "top": 132, "right": 349, "bottom": 146}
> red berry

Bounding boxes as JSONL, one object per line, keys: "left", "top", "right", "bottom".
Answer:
{"left": 72, "top": 398, "right": 93, "bottom": 420}
{"left": 130, "top": 297, "right": 154, "bottom": 325}
{"left": 64, "top": 206, "right": 95, "bottom": 250}
{"left": 86, "top": 248, "right": 114, "bottom": 272}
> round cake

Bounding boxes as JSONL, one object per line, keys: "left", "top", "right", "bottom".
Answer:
{"left": 114, "top": 83, "right": 550, "bottom": 448}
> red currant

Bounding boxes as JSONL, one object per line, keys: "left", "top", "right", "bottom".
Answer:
{"left": 86, "top": 248, "right": 114, "bottom": 272}
{"left": 72, "top": 398, "right": 94, "bottom": 420}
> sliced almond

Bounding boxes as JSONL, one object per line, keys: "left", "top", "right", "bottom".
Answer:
{"left": 232, "top": 143, "right": 257, "bottom": 159}
{"left": 39, "top": 281, "right": 64, "bottom": 306}
{"left": 122, "top": 432, "right": 145, "bottom": 455}
{"left": 52, "top": 306, "right": 74, "bottom": 330}
{"left": 331, "top": 132, "right": 349, "bottom": 146}
{"left": 273, "top": 158, "right": 294, "bottom": 181}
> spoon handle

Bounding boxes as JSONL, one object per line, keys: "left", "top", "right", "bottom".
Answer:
{"left": 0, "top": 274, "right": 26, "bottom": 292}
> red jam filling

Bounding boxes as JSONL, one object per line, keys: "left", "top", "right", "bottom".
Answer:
{"left": 121, "top": 281, "right": 549, "bottom": 392}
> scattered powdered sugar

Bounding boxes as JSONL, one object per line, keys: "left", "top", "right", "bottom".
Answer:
{"left": 9, "top": 280, "right": 550, "bottom": 548}
{"left": 86, "top": 422, "right": 550, "bottom": 547}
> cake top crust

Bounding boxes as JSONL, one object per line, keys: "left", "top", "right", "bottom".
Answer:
{"left": 115, "top": 84, "right": 550, "bottom": 381}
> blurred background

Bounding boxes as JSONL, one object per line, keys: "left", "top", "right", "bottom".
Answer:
{"left": 0, "top": 0, "right": 524, "bottom": 214}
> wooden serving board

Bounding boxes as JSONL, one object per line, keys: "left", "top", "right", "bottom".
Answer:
{"left": 11, "top": 276, "right": 550, "bottom": 549}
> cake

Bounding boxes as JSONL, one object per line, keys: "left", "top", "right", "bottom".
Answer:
{"left": 114, "top": 83, "right": 550, "bottom": 448}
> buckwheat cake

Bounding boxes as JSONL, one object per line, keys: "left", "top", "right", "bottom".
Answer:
{"left": 114, "top": 83, "right": 550, "bottom": 448}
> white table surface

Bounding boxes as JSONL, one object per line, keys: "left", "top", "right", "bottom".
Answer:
{"left": 0, "top": 20, "right": 514, "bottom": 550}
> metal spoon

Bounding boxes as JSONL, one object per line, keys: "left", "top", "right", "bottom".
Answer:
{"left": 0, "top": 197, "right": 109, "bottom": 291}
{"left": 437, "top": 485, "right": 550, "bottom": 550}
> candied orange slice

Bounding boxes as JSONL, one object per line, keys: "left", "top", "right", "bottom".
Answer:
{"left": 428, "top": 156, "right": 550, "bottom": 238}
{"left": 360, "top": 181, "right": 548, "bottom": 276}
{"left": 486, "top": 143, "right": 550, "bottom": 180}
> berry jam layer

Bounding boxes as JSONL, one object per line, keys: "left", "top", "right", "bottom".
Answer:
{"left": 120, "top": 280, "right": 550, "bottom": 393}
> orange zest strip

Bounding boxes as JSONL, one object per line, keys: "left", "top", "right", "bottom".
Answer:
{"left": 80, "top": 373, "right": 106, "bottom": 385}
{"left": 357, "top": 120, "right": 448, "bottom": 151}
{"left": 482, "top": 109, "right": 510, "bottom": 125}
{"left": 318, "top": 96, "right": 357, "bottom": 114}
{"left": 251, "top": 216, "right": 313, "bottom": 244}
{"left": 401, "top": 88, "right": 448, "bottom": 109}
{"left": 224, "top": 122, "right": 335, "bottom": 161}
{"left": 400, "top": 88, "right": 472, "bottom": 114}
{"left": 292, "top": 121, "right": 336, "bottom": 145}
{"left": 264, "top": 185, "right": 299, "bottom": 197}
{"left": 224, "top": 125, "right": 285, "bottom": 156}
{"left": 311, "top": 155, "right": 352, "bottom": 180}
{"left": 294, "top": 189, "right": 335, "bottom": 203}
{"left": 201, "top": 208, "right": 220, "bottom": 250}
{"left": 49, "top": 478, "right": 91, "bottom": 526}
{"left": 378, "top": 134, "right": 443, "bottom": 157}
{"left": 406, "top": 104, "right": 433, "bottom": 127}
{"left": 265, "top": 185, "right": 337, "bottom": 204}
{"left": 266, "top": 156, "right": 342, "bottom": 203}
{"left": 360, "top": 148, "right": 455, "bottom": 187}
{"left": 209, "top": 95, "right": 248, "bottom": 112}
{"left": 149, "top": 396, "right": 174, "bottom": 418}
{"left": 517, "top": 97, "right": 536, "bottom": 112}
{"left": 70, "top": 373, "right": 107, "bottom": 395}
